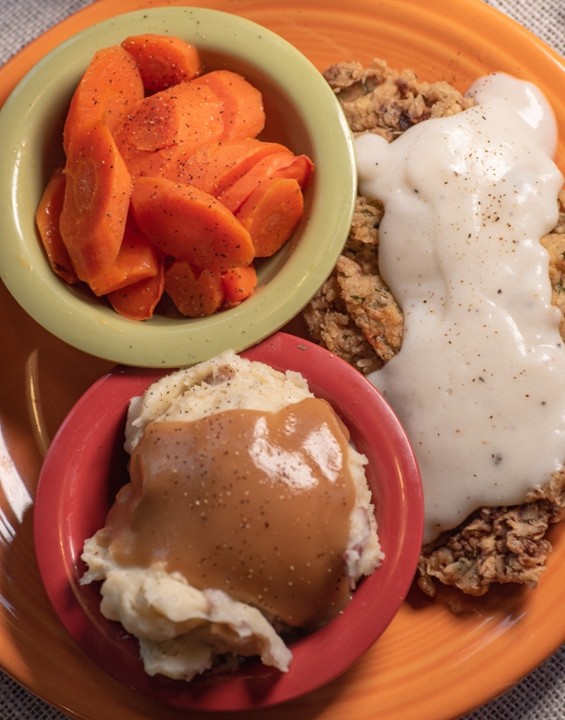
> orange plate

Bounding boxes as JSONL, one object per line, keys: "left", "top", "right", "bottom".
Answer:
{"left": 0, "top": 1, "right": 564, "bottom": 719}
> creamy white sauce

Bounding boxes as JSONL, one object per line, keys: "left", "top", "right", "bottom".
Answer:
{"left": 355, "top": 73, "right": 565, "bottom": 543}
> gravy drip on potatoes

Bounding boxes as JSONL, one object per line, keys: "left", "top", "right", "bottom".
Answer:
{"left": 103, "top": 397, "right": 356, "bottom": 628}
{"left": 355, "top": 73, "right": 565, "bottom": 544}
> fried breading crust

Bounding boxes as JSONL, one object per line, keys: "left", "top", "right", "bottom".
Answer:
{"left": 302, "top": 195, "right": 402, "bottom": 371}
{"left": 418, "top": 471, "right": 565, "bottom": 597}
{"left": 541, "top": 188, "right": 565, "bottom": 337}
{"left": 303, "top": 60, "right": 472, "bottom": 370}
{"left": 324, "top": 59, "right": 474, "bottom": 140}
{"left": 303, "top": 59, "right": 565, "bottom": 596}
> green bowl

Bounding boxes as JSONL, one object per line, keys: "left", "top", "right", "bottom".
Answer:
{"left": 0, "top": 7, "right": 356, "bottom": 367}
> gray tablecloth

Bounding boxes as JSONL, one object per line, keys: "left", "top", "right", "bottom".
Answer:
{"left": 0, "top": 1, "right": 564, "bottom": 718}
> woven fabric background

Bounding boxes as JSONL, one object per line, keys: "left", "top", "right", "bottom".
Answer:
{"left": 0, "top": 1, "right": 564, "bottom": 718}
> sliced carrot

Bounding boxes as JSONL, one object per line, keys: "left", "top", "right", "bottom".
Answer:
{"left": 59, "top": 123, "right": 133, "bottom": 283}
{"left": 113, "top": 82, "right": 224, "bottom": 176}
{"left": 191, "top": 70, "right": 265, "bottom": 140}
{"left": 35, "top": 167, "right": 78, "bottom": 284}
{"left": 219, "top": 152, "right": 314, "bottom": 214}
{"left": 38, "top": 35, "right": 316, "bottom": 322}
{"left": 217, "top": 150, "right": 295, "bottom": 213}
{"left": 63, "top": 45, "right": 144, "bottom": 154}
{"left": 190, "top": 140, "right": 289, "bottom": 196}
{"left": 221, "top": 265, "right": 258, "bottom": 307}
{"left": 87, "top": 214, "right": 161, "bottom": 296}
{"left": 107, "top": 260, "right": 165, "bottom": 320}
{"left": 236, "top": 177, "right": 304, "bottom": 257}
{"left": 131, "top": 176, "right": 255, "bottom": 272}
{"left": 164, "top": 259, "right": 224, "bottom": 317}
{"left": 145, "top": 138, "right": 290, "bottom": 194}
{"left": 273, "top": 154, "right": 314, "bottom": 186}
{"left": 121, "top": 34, "right": 201, "bottom": 92}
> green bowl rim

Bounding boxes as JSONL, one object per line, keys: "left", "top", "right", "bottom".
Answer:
{"left": 0, "top": 6, "right": 357, "bottom": 367}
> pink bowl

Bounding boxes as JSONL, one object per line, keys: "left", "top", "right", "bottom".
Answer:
{"left": 34, "top": 331, "right": 423, "bottom": 711}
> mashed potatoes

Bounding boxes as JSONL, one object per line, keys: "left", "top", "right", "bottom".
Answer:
{"left": 81, "top": 351, "right": 383, "bottom": 681}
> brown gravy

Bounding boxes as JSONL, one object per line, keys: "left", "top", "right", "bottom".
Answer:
{"left": 103, "top": 397, "right": 356, "bottom": 628}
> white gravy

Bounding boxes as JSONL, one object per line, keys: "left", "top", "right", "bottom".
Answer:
{"left": 355, "top": 73, "right": 565, "bottom": 543}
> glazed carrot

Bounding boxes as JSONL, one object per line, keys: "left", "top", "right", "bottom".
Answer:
{"left": 37, "top": 34, "right": 315, "bottom": 321}
{"left": 146, "top": 138, "right": 290, "bottom": 193}
{"left": 63, "top": 45, "right": 144, "bottom": 154}
{"left": 107, "top": 260, "right": 165, "bottom": 320}
{"left": 236, "top": 177, "right": 304, "bottom": 257}
{"left": 88, "top": 214, "right": 161, "bottom": 296}
{"left": 35, "top": 167, "right": 78, "bottom": 284}
{"left": 59, "top": 123, "right": 133, "bottom": 283}
{"left": 131, "top": 176, "right": 255, "bottom": 271}
{"left": 191, "top": 70, "right": 265, "bottom": 140}
{"left": 191, "top": 140, "right": 290, "bottom": 196}
{"left": 217, "top": 150, "right": 299, "bottom": 213}
{"left": 164, "top": 260, "right": 224, "bottom": 317}
{"left": 273, "top": 154, "right": 314, "bottom": 186}
{"left": 221, "top": 265, "right": 258, "bottom": 307}
{"left": 113, "top": 82, "right": 224, "bottom": 176}
{"left": 121, "top": 34, "right": 201, "bottom": 92}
